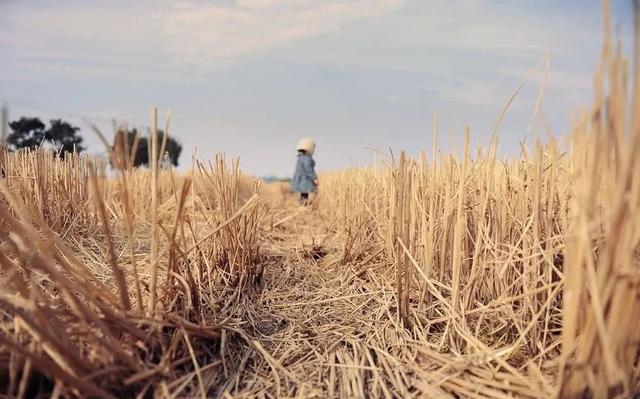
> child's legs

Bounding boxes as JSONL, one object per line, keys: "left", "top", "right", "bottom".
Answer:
{"left": 299, "top": 192, "right": 309, "bottom": 204}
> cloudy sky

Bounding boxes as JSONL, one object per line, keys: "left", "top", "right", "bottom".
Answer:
{"left": 0, "top": 0, "right": 632, "bottom": 176}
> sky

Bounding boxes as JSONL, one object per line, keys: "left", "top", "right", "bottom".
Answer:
{"left": 0, "top": 0, "right": 633, "bottom": 177}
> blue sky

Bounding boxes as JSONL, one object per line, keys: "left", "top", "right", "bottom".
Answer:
{"left": 0, "top": 0, "right": 633, "bottom": 176}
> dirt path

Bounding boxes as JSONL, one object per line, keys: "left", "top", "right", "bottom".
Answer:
{"left": 208, "top": 193, "right": 541, "bottom": 399}
{"left": 209, "top": 198, "right": 453, "bottom": 398}
{"left": 218, "top": 204, "right": 350, "bottom": 397}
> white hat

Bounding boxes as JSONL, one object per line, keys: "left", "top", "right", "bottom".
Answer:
{"left": 296, "top": 137, "right": 316, "bottom": 155}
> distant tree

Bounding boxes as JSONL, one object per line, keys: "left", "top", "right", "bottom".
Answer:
{"left": 7, "top": 117, "right": 84, "bottom": 157}
{"left": 46, "top": 119, "right": 85, "bottom": 155}
{"left": 113, "top": 128, "right": 182, "bottom": 168}
{"left": 7, "top": 117, "right": 46, "bottom": 151}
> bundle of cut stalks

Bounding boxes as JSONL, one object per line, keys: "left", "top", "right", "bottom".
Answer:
{"left": 318, "top": 2, "right": 640, "bottom": 397}
{"left": 2, "top": 150, "right": 104, "bottom": 235}
{"left": 0, "top": 118, "right": 264, "bottom": 397}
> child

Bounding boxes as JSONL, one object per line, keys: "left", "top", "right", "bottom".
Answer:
{"left": 292, "top": 137, "right": 317, "bottom": 205}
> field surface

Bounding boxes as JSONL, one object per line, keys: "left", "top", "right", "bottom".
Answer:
{"left": 1, "top": 4, "right": 640, "bottom": 397}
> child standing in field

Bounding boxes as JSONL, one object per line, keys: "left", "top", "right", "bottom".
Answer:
{"left": 292, "top": 138, "right": 317, "bottom": 205}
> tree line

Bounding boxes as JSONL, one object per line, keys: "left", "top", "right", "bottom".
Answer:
{"left": 4, "top": 116, "right": 183, "bottom": 167}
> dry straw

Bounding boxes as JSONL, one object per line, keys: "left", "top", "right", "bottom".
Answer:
{"left": 0, "top": 126, "right": 264, "bottom": 396}
{"left": 0, "top": 1, "right": 638, "bottom": 397}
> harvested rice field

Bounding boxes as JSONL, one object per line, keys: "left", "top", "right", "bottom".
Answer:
{"left": 1, "top": 2, "right": 640, "bottom": 399}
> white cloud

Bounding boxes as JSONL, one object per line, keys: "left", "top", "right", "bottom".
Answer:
{"left": 164, "top": 0, "right": 404, "bottom": 65}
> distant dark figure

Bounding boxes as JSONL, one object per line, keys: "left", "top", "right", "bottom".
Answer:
{"left": 291, "top": 137, "right": 317, "bottom": 205}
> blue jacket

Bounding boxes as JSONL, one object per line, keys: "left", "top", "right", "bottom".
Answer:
{"left": 292, "top": 153, "right": 317, "bottom": 193}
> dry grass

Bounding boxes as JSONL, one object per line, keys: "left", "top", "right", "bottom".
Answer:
{"left": 0, "top": 2, "right": 639, "bottom": 398}
{"left": 0, "top": 146, "right": 264, "bottom": 397}
{"left": 314, "top": 3, "right": 640, "bottom": 396}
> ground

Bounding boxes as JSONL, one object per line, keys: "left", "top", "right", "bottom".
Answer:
{"left": 203, "top": 194, "right": 536, "bottom": 399}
